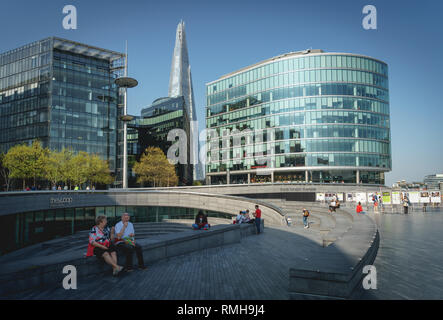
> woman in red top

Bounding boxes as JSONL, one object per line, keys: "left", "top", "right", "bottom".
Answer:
{"left": 356, "top": 202, "right": 363, "bottom": 214}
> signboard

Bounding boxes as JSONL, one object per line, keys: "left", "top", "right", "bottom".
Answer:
{"left": 346, "top": 193, "right": 354, "bottom": 202}
{"left": 382, "top": 192, "right": 391, "bottom": 204}
{"left": 392, "top": 192, "right": 401, "bottom": 204}
{"left": 316, "top": 193, "right": 325, "bottom": 201}
{"left": 409, "top": 192, "right": 420, "bottom": 203}
{"left": 49, "top": 197, "right": 73, "bottom": 208}
{"left": 355, "top": 192, "right": 367, "bottom": 203}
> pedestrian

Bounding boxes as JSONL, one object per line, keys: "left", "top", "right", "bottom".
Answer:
{"left": 302, "top": 209, "right": 310, "bottom": 229}
{"left": 403, "top": 197, "right": 409, "bottom": 214}
{"left": 253, "top": 205, "right": 262, "bottom": 234}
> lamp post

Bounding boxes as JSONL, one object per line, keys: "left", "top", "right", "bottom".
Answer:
{"left": 115, "top": 42, "right": 138, "bottom": 189}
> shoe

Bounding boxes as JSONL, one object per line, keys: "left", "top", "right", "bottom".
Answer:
{"left": 113, "top": 266, "right": 123, "bottom": 276}
{"left": 138, "top": 265, "right": 147, "bottom": 270}
{"left": 126, "top": 267, "right": 134, "bottom": 272}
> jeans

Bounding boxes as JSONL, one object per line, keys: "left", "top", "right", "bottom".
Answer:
{"left": 255, "top": 218, "right": 261, "bottom": 234}
{"left": 192, "top": 223, "right": 209, "bottom": 230}
{"left": 116, "top": 242, "right": 145, "bottom": 268}
{"left": 303, "top": 216, "right": 308, "bottom": 227}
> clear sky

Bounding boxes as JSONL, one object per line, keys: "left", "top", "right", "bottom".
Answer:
{"left": 1, "top": 0, "right": 442, "bottom": 186}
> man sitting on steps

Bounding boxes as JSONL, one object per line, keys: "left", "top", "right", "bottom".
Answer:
{"left": 114, "top": 213, "right": 147, "bottom": 272}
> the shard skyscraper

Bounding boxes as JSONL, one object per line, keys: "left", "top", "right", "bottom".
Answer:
{"left": 168, "top": 21, "right": 202, "bottom": 181}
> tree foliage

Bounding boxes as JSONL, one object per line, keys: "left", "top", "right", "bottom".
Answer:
{"left": 132, "top": 147, "right": 178, "bottom": 187}
{"left": 3, "top": 140, "right": 113, "bottom": 190}
{"left": 3, "top": 140, "right": 46, "bottom": 188}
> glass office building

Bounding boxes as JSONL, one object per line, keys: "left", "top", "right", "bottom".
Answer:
{"left": 206, "top": 50, "right": 391, "bottom": 185}
{"left": 127, "top": 96, "right": 193, "bottom": 186}
{"left": 0, "top": 37, "right": 125, "bottom": 185}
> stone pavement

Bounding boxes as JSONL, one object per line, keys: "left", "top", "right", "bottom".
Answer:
{"left": 358, "top": 210, "right": 443, "bottom": 299}
{"left": 4, "top": 225, "right": 325, "bottom": 300}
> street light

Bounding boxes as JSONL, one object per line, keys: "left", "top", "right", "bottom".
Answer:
{"left": 114, "top": 41, "right": 138, "bottom": 189}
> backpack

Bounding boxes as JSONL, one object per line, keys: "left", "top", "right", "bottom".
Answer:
{"left": 303, "top": 210, "right": 310, "bottom": 217}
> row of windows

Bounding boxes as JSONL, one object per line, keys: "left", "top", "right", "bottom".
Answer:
{"left": 206, "top": 152, "right": 391, "bottom": 172}
{"left": 0, "top": 39, "right": 50, "bottom": 66}
{"left": 0, "top": 68, "right": 48, "bottom": 94}
{"left": 0, "top": 110, "right": 48, "bottom": 130}
{"left": 208, "top": 139, "right": 390, "bottom": 158}
{"left": 53, "top": 68, "right": 116, "bottom": 91}
{"left": 51, "top": 109, "right": 115, "bottom": 129}
{"left": 50, "top": 123, "right": 116, "bottom": 141}
{"left": 208, "top": 83, "right": 388, "bottom": 111}
{"left": 207, "top": 125, "right": 389, "bottom": 144}
{"left": 0, "top": 54, "right": 48, "bottom": 79}
{"left": 208, "top": 54, "right": 387, "bottom": 95}
{"left": 53, "top": 60, "right": 115, "bottom": 79}
{"left": 53, "top": 49, "right": 110, "bottom": 68}
{"left": 208, "top": 111, "right": 390, "bottom": 132}
{"left": 208, "top": 68, "right": 388, "bottom": 105}
{"left": 135, "top": 109, "right": 184, "bottom": 126}
{"left": 53, "top": 82, "right": 118, "bottom": 102}
{"left": 0, "top": 123, "right": 48, "bottom": 144}
{"left": 0, "top": 95, "right": 48, "bottom": 117}
{"left": 208, "top": 96, "right": 389, "bottom": 118}
{"left": 52, "top": 96, "right": 118, "bottom": 118}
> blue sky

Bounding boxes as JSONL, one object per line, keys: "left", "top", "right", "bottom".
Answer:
{"left": 1, "top": 0, "right": 442, "bottom": 186}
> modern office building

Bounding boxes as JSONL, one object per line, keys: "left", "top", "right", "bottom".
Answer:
{"left": 127, "top": 95, "right": 192, "bottom": 186}
{"left": 0, "top": 37, "right": 125, "bottom": 185}
{"left": 424, "top": 174, "right": 443, "bottom": 190}
{"left": 205, "top": 50, "right": 391, "bottom": 185}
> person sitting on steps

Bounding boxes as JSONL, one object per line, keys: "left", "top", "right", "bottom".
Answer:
{"left": 192, "top": 210, "right": 210, "bottom": 230}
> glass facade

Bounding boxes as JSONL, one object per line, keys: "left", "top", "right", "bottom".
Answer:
{"left": 0, "top": 37, "right": 124, "bottom": 183}
{"left": 0, "top": 206, "right": 230, "bottom": 254}
{"left": 205, "top": 50, "right": 391, "bottom": 185}
{"left": 127, "top": 96, "right": 193, "bottom": 186}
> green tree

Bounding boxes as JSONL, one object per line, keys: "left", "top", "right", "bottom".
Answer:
{"left": 86, "top": 154, "right": 113, "bottom": 187}
{"left": 43, "top": 148, "right": 73, "bottom": 188}
{"left": 3, "top": 140, "right": 46, "bottom": 189}
{"left": 133, "top": 147, "right": 178, "bottom": 187}
{"left": 0, "top": 153, "right": 12, "bottom": 191}
{"left": 67, "top": 151, "right": 90, "bottom": 188}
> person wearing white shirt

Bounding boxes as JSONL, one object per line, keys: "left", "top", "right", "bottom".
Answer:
{"left": 114, "top": 213, "right": 146, "bottom": 271}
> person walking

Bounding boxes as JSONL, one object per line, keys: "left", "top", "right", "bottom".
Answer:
{"left": 302, "top": 209, "right": 310, "bottom": 229}
{"left": 253, "top": 205, "right": 262, "bottom": 234}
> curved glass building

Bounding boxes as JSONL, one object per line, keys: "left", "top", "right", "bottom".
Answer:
{"left": 205, "top": 50, "right": 391, "bottom": 185}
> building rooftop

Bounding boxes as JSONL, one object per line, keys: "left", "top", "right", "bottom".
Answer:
{"left": 207, "top": 49, "right": 387, "bottom": 85}
{"left": 52, "top": 37, "right": 125, "bottom": 61}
